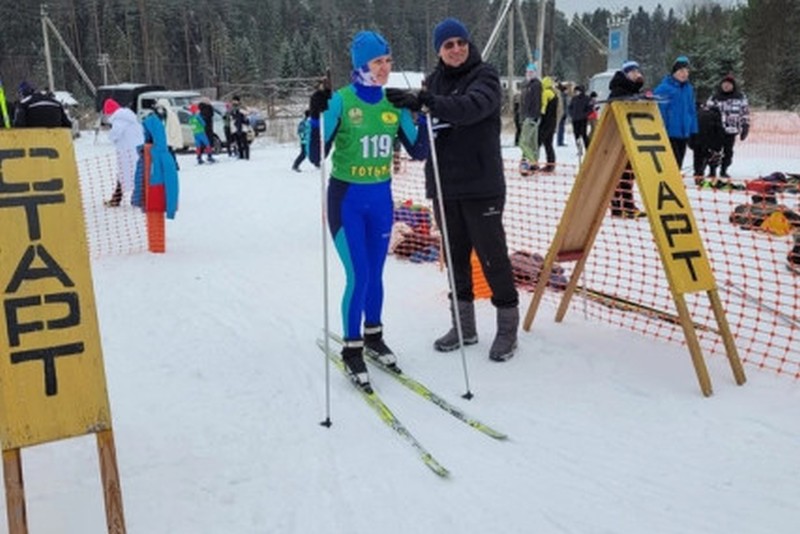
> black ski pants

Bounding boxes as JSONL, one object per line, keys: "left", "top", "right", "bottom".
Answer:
{"left": 432, "top": 196, "right": 519, "bottom": 308}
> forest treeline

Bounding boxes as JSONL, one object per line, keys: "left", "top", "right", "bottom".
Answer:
{"left": 0, "top": 0, "right": 798, "bottom": 110}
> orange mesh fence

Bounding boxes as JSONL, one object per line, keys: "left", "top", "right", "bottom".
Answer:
{"left": 391, "top": 136, "right": 800, "bottom": 380}
{"left": 77, "top": 153, "right": 148, "bottom": 258}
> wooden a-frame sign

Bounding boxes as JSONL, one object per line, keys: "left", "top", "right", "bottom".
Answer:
{"left": 522, "top": 100, "right": 746, "bottom": 396}
{"left": 0, "top": 130, "right": 126, "bottom": 533}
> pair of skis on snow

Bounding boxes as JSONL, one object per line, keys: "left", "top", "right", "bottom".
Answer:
{"left": 316, "top": 333, "right": 507, "bottom": 478}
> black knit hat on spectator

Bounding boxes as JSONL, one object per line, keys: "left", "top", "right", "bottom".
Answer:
{"left": 433, "top": 18, "right": 470, "bottom": 51}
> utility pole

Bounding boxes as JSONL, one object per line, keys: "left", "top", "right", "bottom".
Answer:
{"left": 536, "top": 0, "right": 546, "bottom": 73}
{"left": 41, "top": 4, "right": 55, "bottom": 92}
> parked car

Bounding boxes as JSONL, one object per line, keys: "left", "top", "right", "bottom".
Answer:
{"left": 52, "top": 90, "right": 81, "bottom": 139}
{"left": 248, "top": 110, "right": 267, "bottom": 135}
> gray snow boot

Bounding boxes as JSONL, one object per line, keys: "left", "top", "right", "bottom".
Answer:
{"left": 489, "top": 306, "right": 519, "bottom": 362}
{"left": 433, "top": 300, "right": 479, "bottom": 352}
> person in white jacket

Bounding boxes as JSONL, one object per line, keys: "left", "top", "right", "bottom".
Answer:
{"left": 104, "top": 98, "right": 144, "bottom": 206}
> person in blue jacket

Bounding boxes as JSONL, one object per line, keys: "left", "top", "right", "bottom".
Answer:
{"left": 654, "top": 55, "right": 699, "bottom": 168}
{"left": 308, "top": 31, "right": 429, "bottom": 392}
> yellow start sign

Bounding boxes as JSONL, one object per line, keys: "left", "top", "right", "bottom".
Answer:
{"left": 610, "top": 102, "right": 716, "bottom": 294}
{"left": 0, "top": 129, "right": 111, "bottom": 450}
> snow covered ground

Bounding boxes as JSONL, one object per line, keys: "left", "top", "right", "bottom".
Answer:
{"left": 3, "top": 131, "right": 799, "bottom": 534}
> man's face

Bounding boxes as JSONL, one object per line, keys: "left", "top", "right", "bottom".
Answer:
{"left": 673, "top": 67, "right": 690, "bottom": 83}
{"left": 721, "top": 80, "right": 734, "bottom": 92}
{"left": 439, "top": 37, "right": 469, "bottom": 68}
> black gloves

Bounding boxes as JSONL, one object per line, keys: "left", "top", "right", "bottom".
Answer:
{"left": 309, "top": 88, "right": 331, "bottom": 119}
{"left": 385, "top": 88, "right": 432, "bottom": 112}
{"left": 740, "top": 124, "right": 749, "bottom": 141}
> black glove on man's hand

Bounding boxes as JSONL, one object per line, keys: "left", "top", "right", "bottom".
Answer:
{"left": 385, "top": 88, "right": 422, "bottom": 111}
{"left": 309, "top": 88, "right": 332, "bottom": 119}
{"left": 740, "top": 124, "right": 749, "bottom": 141}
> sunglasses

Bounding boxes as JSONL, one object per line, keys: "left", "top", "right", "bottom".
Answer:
{"left": 442, "top": 38, "right": 468, "bottom": 50}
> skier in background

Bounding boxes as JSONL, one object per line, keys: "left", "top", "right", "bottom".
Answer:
{"left": 518, "top": 63, "right": 541, "bottom": 176}
{"left": 654, "top": 55, "right": 699, "bottom": 168}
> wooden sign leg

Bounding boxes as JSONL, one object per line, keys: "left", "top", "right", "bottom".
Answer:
{"left": 707, "top": 289, "right": 747, "bottom": 385}
{"left": 96, "top": 430, "right": 127, "bottom": 534}
{"left": 3, "top": 448, "right": 28, "bottom": 534}
{"left": 672, "top": 293, "right": 713, "bottom": 396}
{"left": 522, "top": 250, "right": 557, "bottom": 331}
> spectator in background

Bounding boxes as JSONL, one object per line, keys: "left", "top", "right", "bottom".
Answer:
{"left": 223, "top": 102, "right": 234, "bottom": 157}
{"left": 691, "top": 102, "right": 725, "bottom": 186}
{"left": 518, "top": 62, "right": 541, "bottom": 176}
{"left": 292, "top": 109, "right": 310, "bottom": 172}
{"left": 567, "top": 84, "right": 591, "bottom": 151}
{"left": 13, "top": 81, "right": 72, "bottom": 129}
{"left": 198, "top": 97, "right": 215, "bottom": 152}
{"left": 537, "top": 75, "right": 558, "bottom": 173}
{"left": 387, "top": 17, "right": 520, "bottom": 362}
{"left": 556, "top": 81, "right": 569, "bottom": 146}
{"left": 188, "top": 104, "right": 215, "bottom": 164}
{"left": 654, "top": 55, "right": 698, "bottom": 168}
{"left": 230, "top": 96, "right": 250, "bottom": 160}
{"left": 103, "top": 97, "right": 144, "bottom": 207}
{"left": 586, "top": 91, "right": 599, "bottom": 142}
{"left": 608, "top": 60, "right": 646, "bottom": 218}
{"left": 706, "top": 73, "right": 750, "bottom": 179}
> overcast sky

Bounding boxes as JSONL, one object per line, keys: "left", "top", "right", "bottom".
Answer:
{"left": 555, "top": 0, "right": 742, "bottom": 19}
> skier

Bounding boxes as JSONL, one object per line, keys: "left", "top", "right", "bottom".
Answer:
{"left": 308, "top": 30, "right": 429, "bottom": 391}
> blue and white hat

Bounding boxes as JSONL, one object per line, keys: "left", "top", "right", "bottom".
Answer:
{"left": 622, "top": 60, "right": 640, "bottom": 74}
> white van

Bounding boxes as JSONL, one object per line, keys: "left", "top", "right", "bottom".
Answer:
{"left": 136, "top": 90, "right": 201, "bottom": 120}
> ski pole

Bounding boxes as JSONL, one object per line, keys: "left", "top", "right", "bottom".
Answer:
{"left": 425, "top": 110, "right": 474, "bottom": 400}
{"left": 318, "top": 71, "right": 333, "bottom": 427}
{"left": 723, "top": 279, "right": 799, "bottom": 330}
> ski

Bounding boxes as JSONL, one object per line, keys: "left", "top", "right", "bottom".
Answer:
{"left": 316, "top": 338, "right": 449, "bottom": 478}
{"left": 327, "top": 332, "right": 508, "bottom": 440}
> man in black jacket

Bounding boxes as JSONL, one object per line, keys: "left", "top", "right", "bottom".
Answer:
{"left": 13, "top": 81, "right": 72, "bottom": 129}
{"left": 386, "top": 17, "right": 519, "bottom": 362}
